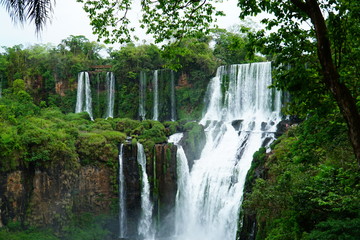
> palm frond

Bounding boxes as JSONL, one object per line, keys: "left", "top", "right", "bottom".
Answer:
{"left": 1, "top": 0, "right": 55, "bottom": 33}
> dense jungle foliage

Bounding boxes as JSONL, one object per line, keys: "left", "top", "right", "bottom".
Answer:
{"left": 0, "top": 78, "right": 185, "bottom": 172}
{"left": 243, "top": 111, "right": 360, "bottom": 240}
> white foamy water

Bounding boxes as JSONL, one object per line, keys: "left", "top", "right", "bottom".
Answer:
{"left": 105, "top": 72, "right": 115, "bottom": 118}
{"left": 173, "top": 62, "right": 282, "bottom": 240}
{"left": 137, "top": 142, "right": 155, "bottom": 240}
{"left": 75, "top": 71, "right": 93, "bottom": 120}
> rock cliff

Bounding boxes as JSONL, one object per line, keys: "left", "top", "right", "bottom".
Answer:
{"left": 0, "top": 163, "right": 117, "bottom": 232}
{"left": 0, "top": 142, "right": 178, "bottom": 238}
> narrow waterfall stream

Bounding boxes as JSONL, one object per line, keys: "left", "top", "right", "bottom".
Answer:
{"left": 168, "top": 133, "right": 190, "bottom": 236}
{"left": 152, "top": 70, "right": 159, "bottom": 121}
{"left": 105, "top": 72, "right": 115, "bottom": 118}
{"left": 118, "top": 144, "right": 127, "bottom": 238}
{"left": 137, "top": 143, "right": 154, "bottom": 240}
{"left": 75, "top": 72, "right": 85, "bottom": 114}
{"left": 173, "top": 62, "right": 282, "bottom": 240}
{"left": 75, "top": 71, "right": 93, "bottom": 120}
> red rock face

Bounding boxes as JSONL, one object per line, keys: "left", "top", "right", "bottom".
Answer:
{"left": 3, "top": 171, "right": 27, "bottom": 223}
{"left": 177, "top": 72, "right": 193, "bottom": 89}
{"left": 76, "top": 166, "right": 115, "bottom": 213}
{"left": 55, "top": 81, "right": 66, "bottom": 96}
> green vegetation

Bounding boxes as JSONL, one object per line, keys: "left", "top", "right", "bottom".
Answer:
{"left": 182, "top": 122, "right": 205, "bottom": 153}
{"left": 243, "top": 113, "right": 360, "bottom": 240}
{"left": 0, "top": 37, "right": 105, "bottom": 113}
{"left": 0, "top": 214, "right": 112, "bottom": 240}
{"left": 212, "top": 27, "right": 266, "bottom": 65}
{"left": 0, "top": 227, "right": 59, "bottom": 240}
{"left": 62, "top": 214, "right": 112, "bottom": 240}
{"left": 0, "top": 80, "right": 177, "bottom": 172}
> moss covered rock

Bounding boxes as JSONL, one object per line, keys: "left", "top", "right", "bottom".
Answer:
{"left": 180, "top": 121, "right": 206, "bottom": 169}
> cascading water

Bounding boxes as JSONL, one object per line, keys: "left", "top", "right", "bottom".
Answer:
{"left": 152, "top": 70, "right": 159, "bottom": 121}
{"left": 75, "top": 71, "right": 93, "bottom": 120}
{"left": 118, "top": 144, "right": 127, "bottom": 238}
{"left": 168, "top": 133, "right": 190, "bottom": 235}
{"left": 139, "top": 71, "right": 147, "bottom": 120}
{"left": 174, "top": 62, "right": 282, "bottom": 240}
{"left": 137, "top": 143, "right": 154, "bottom": 240}
{"left": 105, "top": 72, "right": 115, "bottom": 118}
{"left": 170, "top": 71, "right": 176, "bottom": 121}
{"left": 75, "top": 72, "right": 84, "bottom": 114}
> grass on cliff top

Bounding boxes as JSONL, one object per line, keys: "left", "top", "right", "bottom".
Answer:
{"left": 0, "top": 213, "right": 112, "bottom": 240}
{"left": 0, "top": 222, "right": 59, "bottom": 240}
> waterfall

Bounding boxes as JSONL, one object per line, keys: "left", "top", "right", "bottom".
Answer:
{"left": 139, "top": 71, "right": 147, "bottom": 120}
{"left": 84, "top": 72, "right": 93, "bottom": 120}
{"left": 170, "top": 71, "right": 176, "bottom": 121}
{"left": 75, "top": 72, "right": 93, "bottom": 120}
{"left": 168, "top": 133, "right": 190, "bottom": 235}
{"left": 118, "top": 144, "right": 127, "bottom": 238}
{"left": 152, "top": 70, "right": 159, "bottom": 121}
{"left": 137, "top": 142, "right": 154, "bottom": 239}
{"left": 105, "top": 72, "right": 115, "bottom": 118}
{"left": 174, "top": 62, "right": 282, "bottom": 240}
{"left": 75, "top": 72, "right": 84, "bottom": 114}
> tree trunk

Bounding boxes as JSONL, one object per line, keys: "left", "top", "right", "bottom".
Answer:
{"left": 293, "top": 0, "right": 360, "bottom": 164}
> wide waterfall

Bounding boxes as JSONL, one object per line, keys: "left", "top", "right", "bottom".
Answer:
{"left": 137, "top": 143, "right": 154, "bottom": 239}
{"left": 118, "top": 144, "right": 127, "bottom": 238}
{"left": 174, "top": 62, "right": 282, "bottom": 240}
{"left": 75, "top": 72, "right": 93, "bottom": 120}
{"left": 105, "top": 72, "right": 115, "bottom": 118}
{"left": 152, "top": 70, "right": 159, "bottom": 121}
{"left": 139, "top": 71, "right": 147, "bottom": 120}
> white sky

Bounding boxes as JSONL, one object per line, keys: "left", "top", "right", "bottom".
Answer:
{"left": 0, "top": 0, "right": 247, "bottom": 50}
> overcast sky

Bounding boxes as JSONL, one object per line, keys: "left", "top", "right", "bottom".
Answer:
{"left": 0, "top": 0, "right": 245, "bottom": 50}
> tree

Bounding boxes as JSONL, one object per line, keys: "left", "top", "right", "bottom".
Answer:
{"left": 1, "top": 0, "right": 55, "bottom": 32}
{"left": 237, "top": 0, "right": 360, "bottom": 164}
{"left": 58, "top": 35, "right": 104, "bottom": 60}
{"left": 211, "top": 27, "right": 266, "bottom": 64}
{"left": 77, "top": 0, "right": 225, "bottom": 44}
{"left": 162, "top": 34, "right": 217, "bottom": 72}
